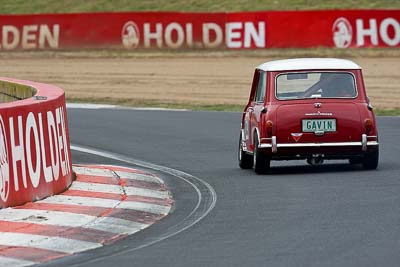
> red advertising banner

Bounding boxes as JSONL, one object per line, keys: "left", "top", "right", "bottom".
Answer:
{"left": 0, "top": 78, "right": 73, "bottom": 208}
{"left": 0, "top": 10, "right": 398, "bottom": 50}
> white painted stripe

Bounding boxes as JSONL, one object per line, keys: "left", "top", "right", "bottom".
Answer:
{"left": 0, "top": 256, "right": 35, "bottom": 267}
{"left": 84, "top": 216, "right": 147, "bottom": 234}
{"left": 0, "top": 232, "right": 101, "bottom": 254}
{"left": 72, "top": 166, "right": 116, "bottom": 178}
{"left": 124, "top": 186, "right": 170, "bottom": 199}
{"left": 0, "top": 208, "right": 96, "bottom": 227}
{"left": 114, "top": 170, "right": 162, "bottom": 184}
{"left": 118, "top": 201, "right": 170, "bottom": 215}
{"left": 40, "top": 195, "right": 120, "bottom": 209}
{"left": 73, "top": 166, "right": 162, "bottom": 184}
{"left": 69, "top": 181, "right": 123, "bottom": 194}
{"left": 70, "top": 181, "right": 170, "bottom": 199}
{"left": 41, "top": 195, "right": 170, "bottom": 215}
{"left": 0, "top": 209, "right": 147, "bottom": 235}
{"left": 66, "top": 103, "right": 187, "bottom": 111}
{"left": 67, "top": 103, "right": 118, "bottom": 109}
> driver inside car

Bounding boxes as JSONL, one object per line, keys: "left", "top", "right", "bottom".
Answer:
{"left": 322, "top": 74, "right": 356, "bottom": 97}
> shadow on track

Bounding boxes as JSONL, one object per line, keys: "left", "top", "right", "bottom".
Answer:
{"left": 238, "top": 162, "right": 377, "bottom": 176}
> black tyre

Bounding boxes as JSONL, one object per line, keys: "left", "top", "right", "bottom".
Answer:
{"left": 253, "top": 132, "right": 270, "bottom": 174}
{"left": 238, "top": 133, "right": 253, "bottom": 169}
{"left": 349, "top": 157, "right": 362, "bottom": 165}
{"left": 362, "top": 149, "right": 379, "bottom": 170}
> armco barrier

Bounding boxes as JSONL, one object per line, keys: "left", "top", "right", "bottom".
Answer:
{"left": 0, "top": 10, "right": 399, "bottom": 50}
{"left": 0, "top": 77, "right": 73, "bottom": 208}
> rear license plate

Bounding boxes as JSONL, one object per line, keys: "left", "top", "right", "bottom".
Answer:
{"left": 302, "top": 119, "right": 336, "bottom": 132}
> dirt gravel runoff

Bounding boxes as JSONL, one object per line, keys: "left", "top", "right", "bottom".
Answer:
{"left": 0, "top": 54, "right": 399, "bottom": 110}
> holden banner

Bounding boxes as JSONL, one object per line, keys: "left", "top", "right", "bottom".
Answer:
{"left": 0, "top": 10, "right": 398, "bottom": 50}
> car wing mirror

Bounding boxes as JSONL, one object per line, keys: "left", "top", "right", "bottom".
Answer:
{"left": 367, "top": 96, "right": 374, "bottom": 111}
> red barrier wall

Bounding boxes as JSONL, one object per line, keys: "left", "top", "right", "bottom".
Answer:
{"left": 0, "top": 10, "right": 398, "bottom": 50}
{"left": 0, "top": 78, "right": 73, "bottom": 208}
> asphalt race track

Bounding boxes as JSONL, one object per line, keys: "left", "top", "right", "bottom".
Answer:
{"left": 44, "top": 108, "right": 400, "bottom": 267}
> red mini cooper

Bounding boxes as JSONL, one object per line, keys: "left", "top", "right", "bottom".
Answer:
{"left": 238, "top": 58, "right": 379, "bottom": 174}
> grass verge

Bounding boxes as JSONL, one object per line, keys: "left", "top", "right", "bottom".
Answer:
{"left": 67, "top": 97, "right": 244, "bottom": 112}
{"left": 375, "top": 109, "right": 400, "bottom": 116}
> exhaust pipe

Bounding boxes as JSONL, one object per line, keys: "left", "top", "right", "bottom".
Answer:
{"left": 307, "top": 154, "right": 324, "bottom": 165}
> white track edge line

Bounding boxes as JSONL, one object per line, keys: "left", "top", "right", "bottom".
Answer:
{"left": 67, "top": 103, "right": 188, "bottom": 112}
{"left": 70, "top": 144, "right": 217, "bottom": 264}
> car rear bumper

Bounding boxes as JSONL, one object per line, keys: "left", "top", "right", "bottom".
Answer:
{"left": 258, "top": 134, "right": 378, "bottom": 159}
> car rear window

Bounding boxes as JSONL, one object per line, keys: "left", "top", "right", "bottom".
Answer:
{"left": 276, "top": 72, "right": 357, "bottom": 100}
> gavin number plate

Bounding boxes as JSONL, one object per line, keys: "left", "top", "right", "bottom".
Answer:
{"left": 302, "top": 119, "right": 336, "bottom": 132}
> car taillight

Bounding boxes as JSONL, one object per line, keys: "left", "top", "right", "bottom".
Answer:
{"left": 364, "top": 118, "right": 373, "bottom": 134}
{"left": 266, "top": 120, "right": 273, "bottom": 136}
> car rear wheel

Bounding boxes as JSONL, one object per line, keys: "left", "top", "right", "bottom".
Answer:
{"left": 349, "top": 157, "right": 362, "bottom": 165}
{"left": 253, "top": 133, "right": 270, "bottom": 174}
{"left": 238, "top": 132, "right": 253, "bottom": 169}
{"left": 362, "top": 149, "right": 379, "bottom": 170}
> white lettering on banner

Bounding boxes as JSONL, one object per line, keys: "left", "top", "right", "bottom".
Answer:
{"left": 38, "top": 113, "right": 53, "bottom": 183}
{"left": 356, "top": 19, "right": 378, "bottom": 46}
{"left": 203, "top": 23, "right": 223, "bottom": 48}
{"left": 56, "top": 107, "right": 70, "bottom": 176}
{"left": 244, "top": 22, "right": 265, "bottom": 48}
{"left": 0, "top": 24, "right": 59, "bottom": 50}
{"left": 0, "top": 116, "right": 10, "bottom": 202}
{"left": 10, "top": 116, "right": 27, "bottom": 191}
{"left": 8, "top": 107, "right": 70, "bottom": 191}
{"left": 143, "top": 23, "right": 163, "bottom": 48}
{"left": 39, "top": 24, "right": 60, "bottom": 49}
{"left": 22, "top": 25, "right": 38, "bottom": 49}
{"left": 186, "top": 23, "right": 193, "bottom": 47}
{"left": 379, "top": 18, "right": 400, "bottom": 46}
{"left": 47, "top": 111, "right": 60, "bottom": 181}
{"left": 225, "top": 22, "right": 266, "bottom": 48}
{"left": 333, "top": 17, "right": 400, "bottom": 48}
{"left": 356, "top": 18, "right": 400, "bottom": 47}
{"left": 165, "top": 23, "right": 185, "bottom": 48}
{"left": 2, "top": 26, "right": 19, "bottom": 50}
{"left": 25, "top": 112, "right": 41, "bottom": 188}
{"left": 226, "top": 22, "right": 242, "bottom": 48}
{"left": 125, "top": 21, "right": 266, "bottom": 49}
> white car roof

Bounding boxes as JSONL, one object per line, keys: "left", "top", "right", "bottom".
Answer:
{"left": 257, "top": 58, "right": 361, "bottom": 71}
